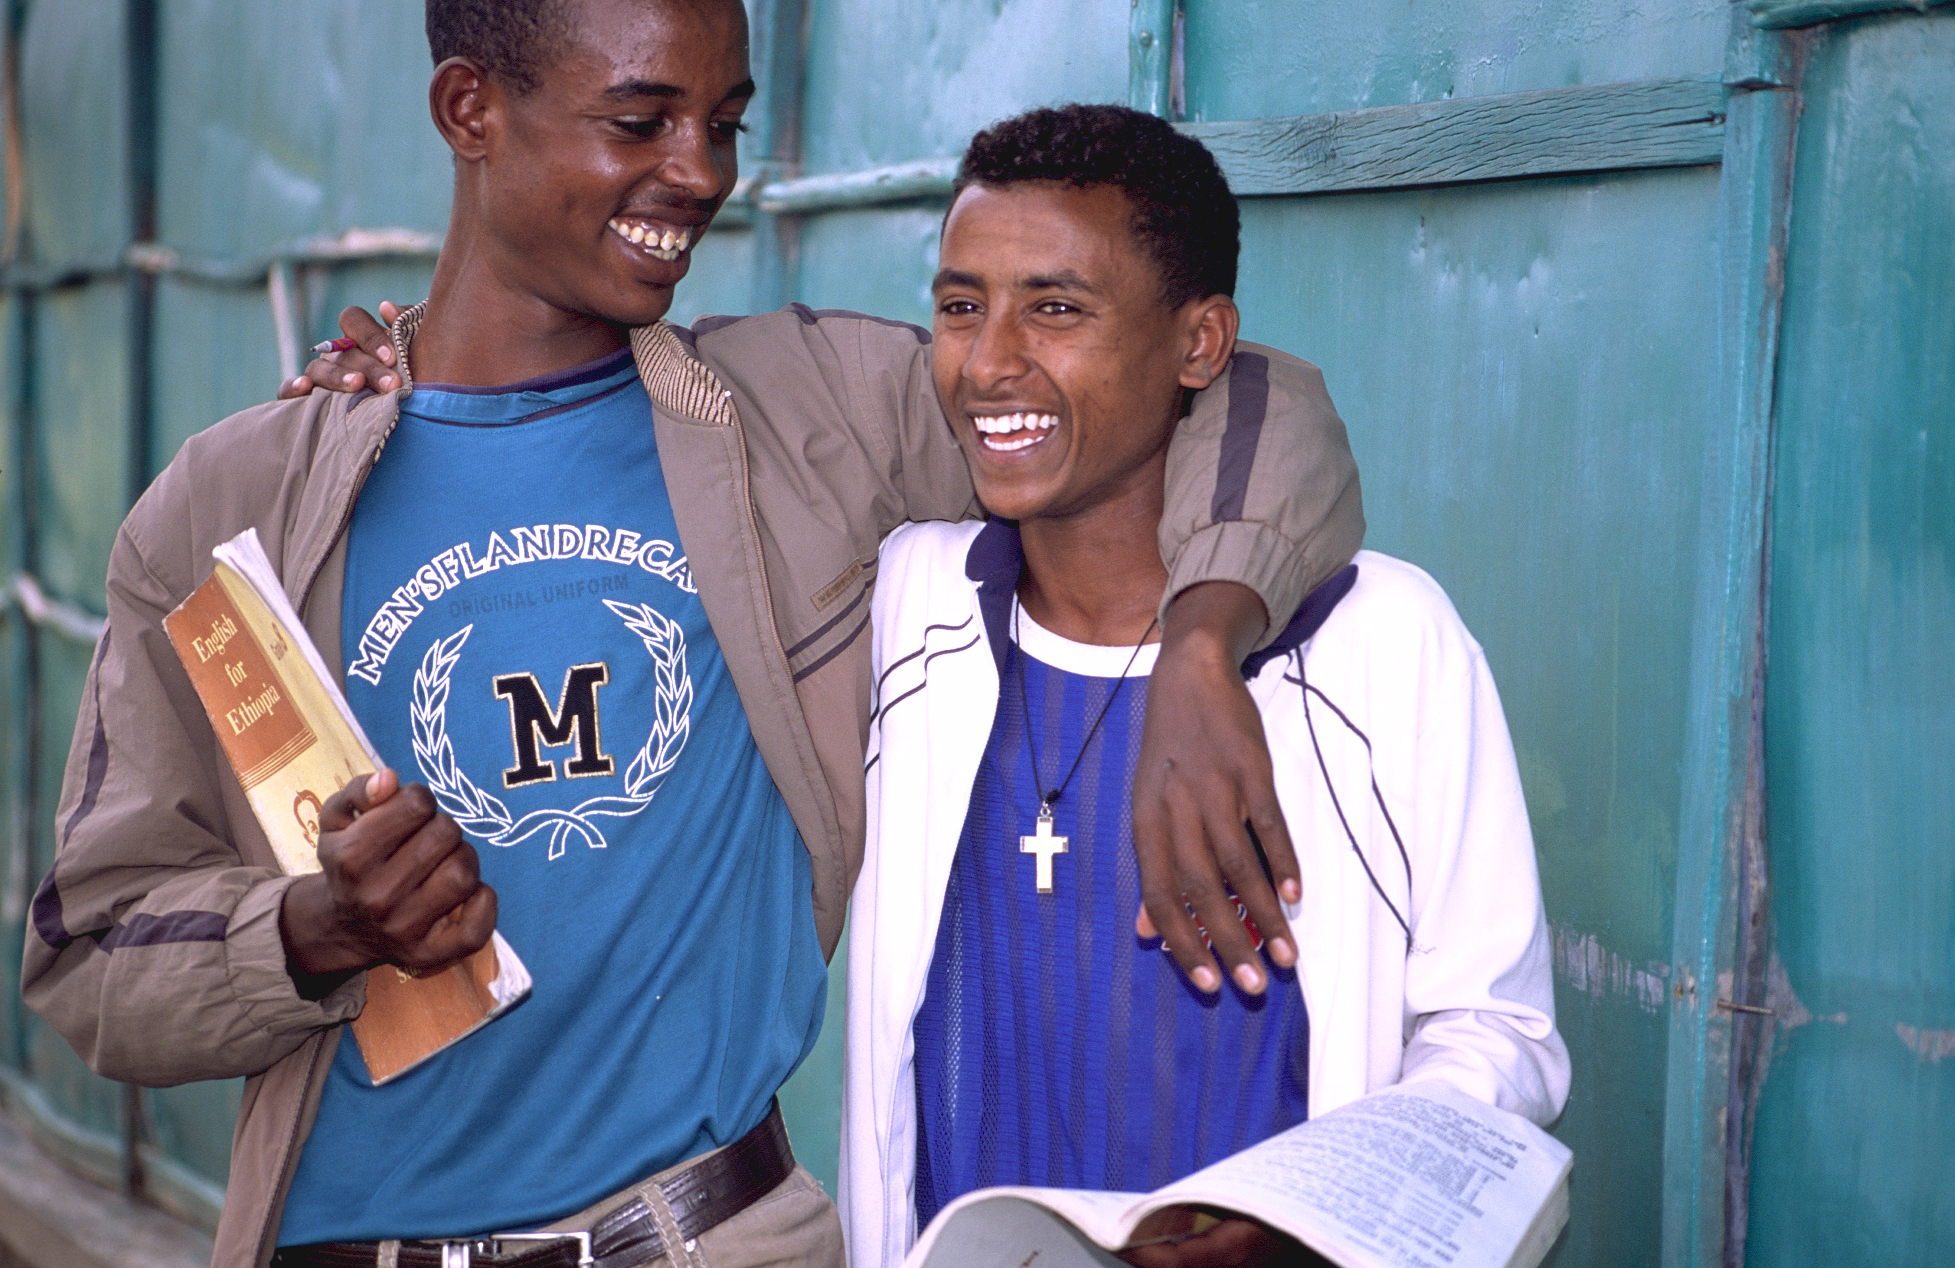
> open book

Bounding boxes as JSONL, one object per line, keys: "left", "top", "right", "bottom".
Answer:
{"left": 904, "top": 1084, "right": 1571, "bottom": 1268}
{"left": 164, "top": 528, "right": 530, "bottom": 1084}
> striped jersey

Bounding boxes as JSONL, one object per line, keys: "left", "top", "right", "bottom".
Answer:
{"left": 911, "top": 602, "right": 1309, "bottom": 1224}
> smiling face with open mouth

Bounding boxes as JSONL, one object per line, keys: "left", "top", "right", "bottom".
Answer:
{"left": 931, "top": 181, "right": 1229, "bottom": 527}
{"left": 461, "top": 0, "right": 753, "bottom": 329}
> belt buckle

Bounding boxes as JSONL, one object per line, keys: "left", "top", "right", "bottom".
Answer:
{"left": 481, "top": 1231, "right": 594, "bottom": 1268}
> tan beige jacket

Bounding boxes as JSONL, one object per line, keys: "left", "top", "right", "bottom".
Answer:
{"left": 21, "top": 306, "right": 1363, "bottom": 1268}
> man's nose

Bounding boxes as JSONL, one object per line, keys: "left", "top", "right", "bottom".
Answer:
{"left": 964, "top": 311, "right": 1029, "bottom": 388}
{"left": 656, "top": 121, "right": 732, "bottom": 203}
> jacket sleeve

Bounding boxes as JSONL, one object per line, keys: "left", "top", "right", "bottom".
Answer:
{"left": 19, "top": 506, "right": 362, "bottom": 1088}
{"left": 1393, "top": 588, "right": 1570, "bottom": 1127}
{"left": 836, "top": 317, "right": 1366, "bottom": 641}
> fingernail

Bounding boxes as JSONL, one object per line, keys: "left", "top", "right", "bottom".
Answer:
{"left": 1271, "top": 937, "right": 1297, "bottom": 967}
{"left": 379, "top": 375, "right": 397, "bottom": 389}
{"left": 1234, "top": 962, "right": 1264, "bottom": 993}
{"left": 1281, "top": 879, "right": 1301, "bottom": 903}
{"left": 343, "top": 373, "right": 358, "bottom": 385}
{"left": 1193, "top": 965, "right": 1220, "bottom": 992}
{"left": 290, "top": 377, "right": 307, "bottom": 391}
{"left": 378, "top": 344, "right": 395, "bottom": 364}
{"left": 365, "top": 772, "right": 384, "bottom": 799}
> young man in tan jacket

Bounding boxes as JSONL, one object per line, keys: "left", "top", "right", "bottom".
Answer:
{"left": 23, "top": 2, "right": 1364, "bottom": 1266}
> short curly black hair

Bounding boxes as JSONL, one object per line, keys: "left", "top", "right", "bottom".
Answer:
{"left": 954, "top": 103, "right": 1239, "bottom": 309}
{"left": 426, "top": 0, "right": 575, "bottom": 95}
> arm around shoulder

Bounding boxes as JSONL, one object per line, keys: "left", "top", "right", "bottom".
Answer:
{"left": 1159, "top": 344, "right": 1364, "bottom": 641}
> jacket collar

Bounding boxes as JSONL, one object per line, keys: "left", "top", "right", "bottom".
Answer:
{"left": 963, "top": 517, "right": 1357, "bottom": 679}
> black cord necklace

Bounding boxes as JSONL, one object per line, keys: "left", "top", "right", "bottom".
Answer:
{"left": 1012, "top": 597, "right": 1159, "bottom": 893}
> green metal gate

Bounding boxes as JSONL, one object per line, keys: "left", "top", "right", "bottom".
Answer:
{"left": 1, "top": 2, "right": 1948, "bottom": 1263}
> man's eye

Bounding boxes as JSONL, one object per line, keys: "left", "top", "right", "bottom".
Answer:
{"left": 711, "top": 120, "right": 751, "bottom": 142}
{"left": 615, "top": 118, "right": 668, "bottom": 139}
{"left": 1036, "top": 300, "right": 1079, "bottom": 316}
{"left": 937, "top": 299, "right": 979, "bottom": 316}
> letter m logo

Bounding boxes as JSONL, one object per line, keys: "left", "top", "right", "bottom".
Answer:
{"left": 493, "top": 663, "right": 615, "bottom": 788}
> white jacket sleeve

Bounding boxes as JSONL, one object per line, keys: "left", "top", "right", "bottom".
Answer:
{"left": 1394, "top": 598, "right": 1569, "bottom": 1126}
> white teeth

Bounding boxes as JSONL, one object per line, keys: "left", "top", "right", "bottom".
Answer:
{"left": 607, "top": 219, "right": 694, "bottom": 260}
{"left": 982, "top": 433, "right": 1041, "bottom": 452}
{"left": 972, "top": 412, "right": 1058, "bottom": 435}
{"left": 971, "top": 413, "right": 1059, "bottom": 451}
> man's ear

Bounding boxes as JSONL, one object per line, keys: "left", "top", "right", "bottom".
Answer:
{"left": 429, "top": 57, "right": 496, "bottom": 163}
{"left": 1177, "top": 294, "right": 1241, "bottom": 391}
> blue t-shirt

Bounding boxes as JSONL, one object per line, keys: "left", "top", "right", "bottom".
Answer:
{"left": 279, "top": 349, "right": 828, "bottom": 1243}
{"left": 912, "top": 605, "right": 1308, "bottom": 1225}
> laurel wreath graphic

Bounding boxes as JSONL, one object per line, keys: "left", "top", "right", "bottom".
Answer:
{"left": 410, "top": 600, "right": 693, "bottom": 860}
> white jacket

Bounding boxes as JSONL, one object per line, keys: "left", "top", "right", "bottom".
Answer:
{"left": 839, "top": 521, "right": 1570, "bottom": 1268}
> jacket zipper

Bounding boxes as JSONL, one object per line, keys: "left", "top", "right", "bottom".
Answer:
{"left": 263, "top": 393, "right": 400, "bottom": 1266}
{"left": 294, "top": 318, "right": 415, "bottom": 615}
{"left": 295, "top": 416, "right": 396, "bottom": 617}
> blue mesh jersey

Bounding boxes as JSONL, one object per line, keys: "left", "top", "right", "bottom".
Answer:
{"left": 912, "top": 606, "right": 1308, "bottom": 1226}
{"left": 279, "top": 349, "right": 827, "bottom": 1243}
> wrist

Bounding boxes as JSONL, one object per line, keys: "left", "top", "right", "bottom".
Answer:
{"left": 1162, "top": 580, "right": 1267, "bottom": 668}
{"left": 279, "top": 874, "right": 370, "bottom": 985}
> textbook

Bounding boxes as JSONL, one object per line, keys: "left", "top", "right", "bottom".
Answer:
{"left": 164, "top": 528, "right": 531, "bottom": 1085}
{"left": 902, "top": 1083, "right": 1571, "bottom": 1268}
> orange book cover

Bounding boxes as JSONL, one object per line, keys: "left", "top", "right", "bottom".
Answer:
{"left": 164, "top": 529, "right": 530, "bottom": 1084}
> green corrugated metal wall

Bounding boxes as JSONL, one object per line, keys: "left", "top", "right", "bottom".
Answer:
{"left": 1, "top": 2, "right": 1948, "bottom": 1264}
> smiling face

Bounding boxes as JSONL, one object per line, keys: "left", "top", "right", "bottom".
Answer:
{"left": 453, "top": 0, "right": 753, "bottom": 327}
{"left": 932, "top": 181, "right": 1238, "bottom": 525}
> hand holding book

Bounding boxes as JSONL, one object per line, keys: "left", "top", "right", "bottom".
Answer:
{"left": 1116, "top": 1209, "right": 1323, "bottom": 1268}
{"left": 165, "top": 528, "right": 531, "bottom": 1084}
{"left": 278, "top": 767, "right": 499, "bottom": 999}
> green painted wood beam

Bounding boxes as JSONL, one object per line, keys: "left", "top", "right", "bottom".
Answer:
{"left": 1185, "top": 77, "right": 1729, "bottom": 197}
{"left": 749, "top": 77, "right": 1731, "bottom": 217}
{"left": 1658, "top": 19, "right": 1807, "bottom": 1268}
{"left": 1749, "top": 0, "right": 1952, "bottom": 29}
{"left": 0, "top": 229, "right": 442, "bottom": 292}
{"left": 755, "top": 156, "right": 959, "bottom": 215}
{"left": 1128, "top": 0, "right": 1174, "bottom": 117}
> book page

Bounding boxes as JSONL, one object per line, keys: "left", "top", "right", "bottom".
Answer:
{"left": 1149, "top": 1084, "right": 1572, "bottom": 1268}
{"left": 905, "top": 1193, "right": 1137, "bottom": 1268}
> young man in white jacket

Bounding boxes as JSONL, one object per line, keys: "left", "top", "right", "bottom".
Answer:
{"left": 839, "top": 105, "right": 1570, "bottom": 1268}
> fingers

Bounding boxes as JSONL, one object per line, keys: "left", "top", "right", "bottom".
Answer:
{"left": 342, "top": 304, "right": 399, "bottom": 383}
{"left": 337, "top": 304, "right": 393, "bottom": 358}
{"left": 314, "top": 777, "right": 494, "bottom": 969}
{"left": 1235, "top": 820, "right": 1298, "bottom": 969}
{"left": 1190, "top": 807, "right": 1279, "bottom": 994}
{"left": 378, "top": 300, "right": 402, "bottom": 327}
{"left": 285, "top": 305, "right": 402, "bottom": 397}
{"left": 1246, "top": 785, "right": 1301, "bottom": 906}
{"left": 300, "top": 347, "right": 398, "bottom": 395}
{"left": 1161, "top": 1219, "right": 1294, "bottom": 1268}
{"left": 1137, "top": 787, "right": 1222, "bottom": 993}
{"left": 1212, "top": 810, "right": 1297, "bottom": 973}
{"left": 319, "top": 768, "right": 398, "bottom": 833}
{"left": 399, "top": 882, "right": 498, "bottom": 974}
{"left": 368, "top": 804, "right": 480, "bottom": 930}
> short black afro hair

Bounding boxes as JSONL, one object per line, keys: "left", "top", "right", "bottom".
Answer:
{"left": 426, "top": 0, "right": 575, "bottom": 95}
{"left": 954, "top": 103, "right": 1239, "bottom": 309}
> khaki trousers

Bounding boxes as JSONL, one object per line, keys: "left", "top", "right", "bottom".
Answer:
{"left": 546, "top": 1158, "right": 844, "bottom": 1268}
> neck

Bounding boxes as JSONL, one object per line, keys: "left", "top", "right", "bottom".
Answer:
{"left": 406, "top": 201, "right": 631, "bottom": 387}
{"left": 1016, "top": 456, "right": 1169, "bottom": 647}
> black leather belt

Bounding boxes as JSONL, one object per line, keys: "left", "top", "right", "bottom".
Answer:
{"left": 274, "top": 1103, "right": 795, "bottom": 1268}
